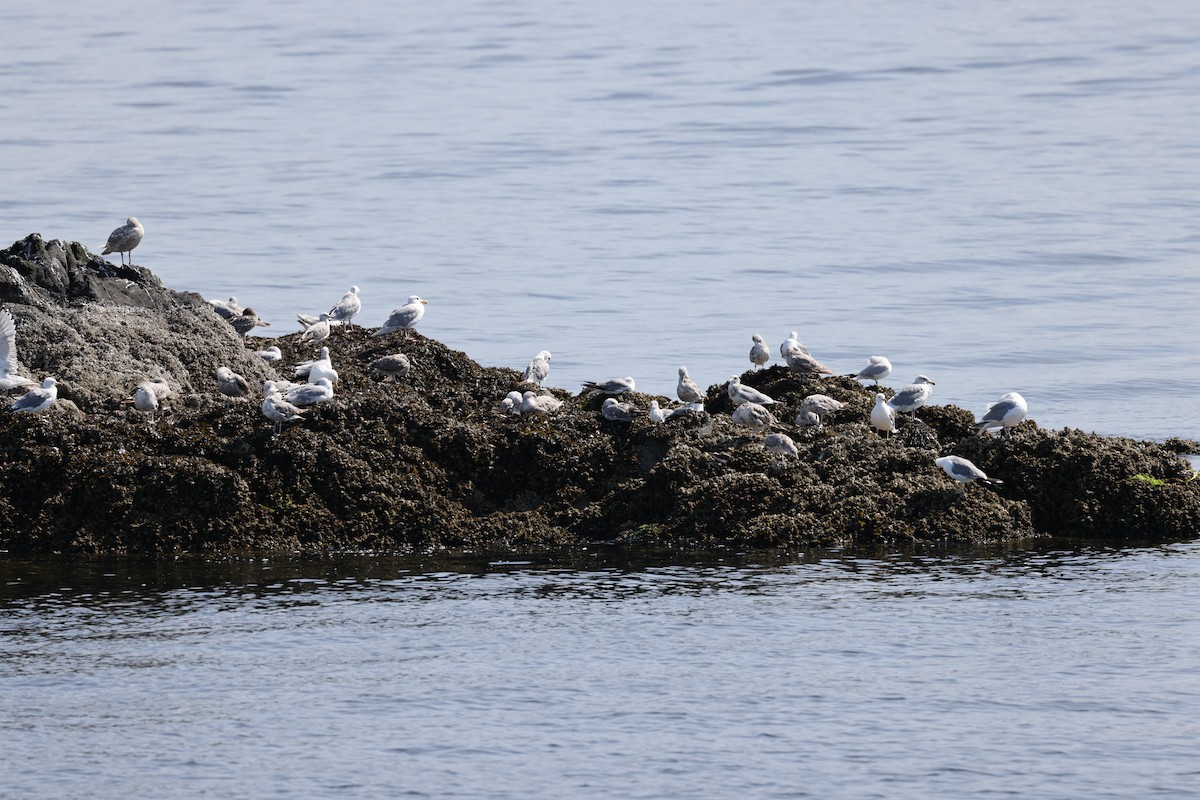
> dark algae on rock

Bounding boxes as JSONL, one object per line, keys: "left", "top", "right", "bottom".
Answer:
{"left": 2, "top": 234, "right": 1198, "bottom": 555}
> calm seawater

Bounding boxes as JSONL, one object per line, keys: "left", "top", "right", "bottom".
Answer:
{"left": 2, "top": 543, "right": 1199, "bottom": 799}
{"left": 1, "top": 0, "right": 1198, "bottom": 440}
{"left": 2, "top": 5, "right": 1199, "bottom": 795}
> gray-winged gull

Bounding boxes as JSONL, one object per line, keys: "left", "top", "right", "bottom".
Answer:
{"left": 846, "top": 356, "right": 892, "bottom": 385}
{"left": 101, "top": 217, "right": 143, "bottom": 266}
{"left": 888, "top": 375, "right": 935, "bottom": 417}
{"left": 583, "top": 376, "right": 635, "bottom": 395}
{"left": 732, "top": 401, "right": 778, "bottom": 430}
{"left": 973, "top": 392, "right": 1027, "bottom": 437}
{"left": 373, "top": 296, "right": 427, "bottom": 337}
{"left": 11, "top": 377, "right": 58, "bottom": 413}
{"left": 523, "top": 351, "right": 552, "bottom": 385}
{"left": 727, "top": 375, "right": 776, "bottom": 406}
{"left": 326, "top": 285, "right": 361, "bottom": 329}
{"left": 749, "top": 334, "right": 770, "bottom": 370}
{"left": 676, "top": 367, "right": 703, "bottom": 404}
{"left": 370, "top": 354, "right": 412, "bottom": 382}
{"left": 936, "top": 455, "right": 1003, "bottom": 487}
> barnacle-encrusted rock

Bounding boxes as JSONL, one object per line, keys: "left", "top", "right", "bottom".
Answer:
{"left": 1, "top": 235, "right": 1198, "bottom": 555}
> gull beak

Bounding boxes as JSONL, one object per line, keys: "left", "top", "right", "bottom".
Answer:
{"left": 258, "top": 320, "right": 271, "bottom": 327}
{"left": 420, "top": 299, "right": 428, "bottom": 305}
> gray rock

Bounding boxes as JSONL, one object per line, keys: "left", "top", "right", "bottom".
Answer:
{"left": 1, "top": 233, "right": 277, "bottom": 410}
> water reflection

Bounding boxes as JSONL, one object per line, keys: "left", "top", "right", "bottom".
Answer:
{"left": 3, "top": 538, "right": 1197, "bottom": 616}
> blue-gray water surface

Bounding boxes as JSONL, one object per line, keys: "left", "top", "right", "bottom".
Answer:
{"left": 3, "top": 4, "right": 1200, "bottom": 796}
{"left": 3, "top": 543, "right": 1199, "bottom": 799}
{"left": 2, "top": 0, "right": 1198, "bottom": 440}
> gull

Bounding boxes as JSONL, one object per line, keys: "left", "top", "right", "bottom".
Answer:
{"left": 936, "top": 455, "right": 1003, "bottom": 487}
{"left": 101, "top": 217, "right": 143, "bottom": 266}
{"left": 123, "top": 382, "right": 161, "bottom": 422}
{"left": 291, "top": 347, "right": 340, "bottom": 386}
{"left": 229, "top": 308, "right": 271, "bottom": 336}
{"left": 795, "top": 410, "right": 820, "bottom": 427}
{"left": 846, "top": 356, "right": 892, "bottom": 385}
{"left": 601, "top": 397, "right": 640, "bottom": 422}
{"left": 888, "top": 375, "right": 935, "bottom": 418}
{"left": 143, "top": 379, "right": 172, "bottom": 403}
{"left": 264, "top": 378, "right": 303, "bottom": 397}
{"left": 727, "top": 375, "right": 776, "bottom": 406}
{"left": 732, "top": 401, "right": 778, "bottom": 431}
{"left": 648, "top": 400, "right": 668, "bottom": 423}
{"left": 870, "top": 393, "right": 896, "bottom": 436}
{"left": 294, "top": 347, "right": 331, "bottom": 380}
{"left": 521, "top": 390, "right": 564, "bottom": 415}
{"left": 749, "top": 334, "right": 771, "bottom": 370}
{"left": 10, "top": 377, "right": 58, "bottom": 413}
{"left": 373, "top": 295, "right": 427, "bottom": 337}
{"left": 300, "top": 315, "right": 332, "bottom": 346}
{"left": 523, "top": 351, "right": 552, "bottom": 385}
{"left": 763, "top": 432, "right": 799, "bottom": 459}
{"left": 974, "top": 392, "right": 1028, "bottom": 438}
{"left": 500, "top": 390, "right": 524, "bottom": 415}
{"left": 676, "top": 367, "right": 704, "bottom": 404}
{"left": 784, "top": 347, "right": 834, "bottom": 377}
{"left": 284, "top": 377, "right": 335, "bottom": 408}
{"left": 209, "top": 296, "right": 243, "bottom": 320}
{"left": 370, "top": 354, "right": 412, "bottom": 382}
{"left": 216, "top": 367, "right": 251, "bottom": 402}
{"left": 779, "top": 331, "right": 803, "bottom": 358}
{"left": 256, "top": 346, "right": 282, "bottom": 363}
{"left": 261, "top": 388, "right": 306, "bottom": 435}
{"left": 326, "top": 285, "right": 361, "bottom": 330}
{"left": 800, "top": 394, "right": 844, "bottom": 427}
{"left": 583, "top": 376, "right": 635, "bottom": 395}
{"left": 0, "top": 309, "right": 35, "bottom": 391}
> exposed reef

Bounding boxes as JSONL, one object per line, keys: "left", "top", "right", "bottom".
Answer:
{"left": 2, "top": 234, "right": 1198, "bottom": 555}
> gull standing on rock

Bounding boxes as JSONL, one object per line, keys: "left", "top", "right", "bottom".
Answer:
{"left": 676, "top": 367, "right": 704, "bottom": 404}
{"left": 370, "top": 354, "right": 412, "bottom": 382}
{"left": 763, "top": 432, "right": 799, "bottom": 459}
{"left": 261, "top": 383, "right": 306, "bottom": 434}
{"left": 216, "top": 367, "right": 251, "bottom": 402}
{"left": 0, "top": 309, "right": 35, "bottom": 391}
{"left": 888, "top": 375, "right": 935, "bottom": 419}
{"left": 648, "top": 400, "right": 669, "bottom": 423}
{"left": 936, "top": 455, "right": 1003, "bottom": 487}
{"left": 583, "top": 376, "right": 635, "bottom": 395}
{"left": 780, "top": 331, "right": 805, "bottom": 358}
{"left": 749, "top": 334, "right": 771, "bottom": 370}
{"left": 523, "top": 351, "right": 552, "bottom": 386}
{"left": 521, "top": 391, "right": 564, "bottom": 415}
{"left": 123, "top": 382, "right": 161, "bottom": 422}
{"left": 374, "top": 296, "right": 427, "bottom": 337}
{"left": 846, "top": 356, "right": 892, "bottom": 386}
{"left": 784, "top": 346, "right": 834, "bottom": 378}
{"left": 727, "top": 375, "right": 776, "bottom": 407}
{"left": 326, "top": 286, "right": 361, "bottom": 330}
{"left": 300, "top": 315, "right": 332, "bottom": 346}
{"left": 10, "top": 377, "right": 58, "bottom": 413}
{"left": 870, "top": 392, "right": 897, "bottom": 436}
{"left": 101, "top": 217, "right": 143, "bottom": 266}
{"left": 973, "top": 392, "right": 1028, "bottom": 438}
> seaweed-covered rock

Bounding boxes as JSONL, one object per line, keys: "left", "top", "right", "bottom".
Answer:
{"left": 1, "top": 235, "right": 1198, "bottom": 555}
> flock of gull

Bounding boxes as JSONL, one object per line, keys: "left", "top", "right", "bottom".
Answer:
{"left": 2, "top": 218, "right": 1031, "bottom": 490}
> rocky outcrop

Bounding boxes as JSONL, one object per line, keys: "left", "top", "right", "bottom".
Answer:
{"left": 1, "top": 235, "right": 1198, "bottom": 555}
